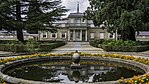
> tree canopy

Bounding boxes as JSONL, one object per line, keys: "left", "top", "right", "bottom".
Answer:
{"left": 0, "top": 0, "right": 68, "bottom": 42}
{"left": 85, "top": 0, "right": 149, "bottom": 41}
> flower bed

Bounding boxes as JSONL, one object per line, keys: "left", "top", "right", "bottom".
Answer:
{"left": 0, "top": 53, "right": 149, "bottom": 83}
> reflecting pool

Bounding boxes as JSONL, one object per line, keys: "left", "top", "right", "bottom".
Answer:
{"left": 4, "top": 60, "right": 143, "bottom": 83}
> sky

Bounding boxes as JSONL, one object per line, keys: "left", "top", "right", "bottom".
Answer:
{"left": 61, "top": 0, "right": 90, "bottom": 17}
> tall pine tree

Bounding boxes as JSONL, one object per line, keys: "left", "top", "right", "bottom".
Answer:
{"left": 0, "top": 0, "right": 68, "bottom": 42}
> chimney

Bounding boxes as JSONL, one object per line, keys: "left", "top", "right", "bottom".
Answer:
{"left": 77, "top": 2, "right": 79, "bottom": 13}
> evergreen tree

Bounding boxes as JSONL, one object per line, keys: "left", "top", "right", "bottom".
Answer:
{"left": 26, "top": 0, "right": 68, "bottom": 33}
{"left": 85, "top": 0, "right": 149, "bottom": 41}
{"left": 0, "top": 0, "right": 67, "bottom": 42}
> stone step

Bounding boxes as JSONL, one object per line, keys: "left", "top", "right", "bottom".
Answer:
{"left": 50, "top": 50, "right": 105, "bottom": 54}
{"left": 67, "top": 42, "right": 89, "bottom": 45}
{"left": 50, "top": 42, "right": 104, "bottom": 53}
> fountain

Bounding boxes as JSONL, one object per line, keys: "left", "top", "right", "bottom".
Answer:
{"left": 70, "top": 50, "right": 82, "bottom": 69}
{"left": 0, "top": 52, "right": 149, "bottom": 84}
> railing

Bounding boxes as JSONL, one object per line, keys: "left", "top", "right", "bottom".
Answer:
{"left": 53, "top": 23, "right": 93, "bottom": 27}
{"left": 66, "top": 23, "right": 88, "bottom": 27}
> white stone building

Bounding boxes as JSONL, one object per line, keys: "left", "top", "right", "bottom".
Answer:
{"left": 136, "top": 31, "right": 149, "bottom": 41}
{"left": 38, "top": 4, "right": 116, "bottom": 41}
{"left": 0, "top": 30, "right": 38, "bottom": 40}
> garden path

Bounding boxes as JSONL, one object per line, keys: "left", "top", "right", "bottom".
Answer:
{"left": 50, "top": 42, "right": 105, "bottom": 53}
{"left": 51, "top": 42, "right": 149, "bottom": 59}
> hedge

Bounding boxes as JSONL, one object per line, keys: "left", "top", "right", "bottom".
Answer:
{"left": 101, "top": 45, "right": 149, "bottom": 52}
{"left": 89, "top": 39, "right": 105, "bottom": 47}
{"left": 0, "top": 40, "right": 20, "bottom": 44}
{"left": 0, "top": 41, "right": 65, "bottom": 52}
{"left": 38, "top": 41, "right": 65, "bottom": 52}
{"left": 0, "top": 44, "right": 28, "bottom": 52}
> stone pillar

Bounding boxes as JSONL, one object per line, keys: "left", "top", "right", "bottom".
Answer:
{"left": 85, "top": 30, "right": 87, "bottom": 41}
{"left": 73, "top": 30, "right": 75, "bottom": 41}
{"left": 68, "top": 30, "right": 70, "bottom": 41}
{"left": 80, "top": 29, "right": 82, "bottom": 41}
{"left": 115, "top": 29, "right": 118, "bottom": 41}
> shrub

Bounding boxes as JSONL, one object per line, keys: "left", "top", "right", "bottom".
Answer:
{"left": 0, "top": 40, "right": 20, "bottom": 44}
{"left": 38, "top": 44, "right": 53, "bottom": 52}
{"left": 39, "top": 41, "right": 65, "bottom": 52}
{"left": 101, "top": 45, "right": 149, "bottom": 52}
{"left": 102, "top": 40, "right": 140, "bottom": 46}
{"left": 90, "top": 39, "right": 105, "bottom": 47}
{"left": 101, "top": 45, "right": 112, "bottom": 51}
{"left": 0, "top": 40, "right": 66, "bottom": 52}
{"left": 13, "top": 44, "right": 28, "bottom": 52}
{"left": 90, "top": 39, "right": 149, "bottom": 52}
{"left": 26, "top": 39, "right": 39, "bottom": 52}
{"left": 0, "top": 44, "right": 28, "bottom": 52}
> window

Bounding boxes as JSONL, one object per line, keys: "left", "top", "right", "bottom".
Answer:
{"left": 75, "top": 18, "right": 80, "bottom": 23}
{"left": 0, "top": 36, "right": 4, "bottom": 38}
{"left": 10, "top": 36, "right": 13, "bottom": 38}
{"left": 43, "top": 35, "right": 47, "bottom": 38}
{"left": 75, "top": 18, "right": 81, "bottom": 26}
{"left": 43, "top": 32, "right": 47, "bottom": 38}
{"left": 142, "top": 36, "right": 146, "bottom": 38}
{"left": 51, "top": 33, "right": 57, "bottom": 38}
{"left": 70, "top": 18, "right": 74, "bottom": 23}
{"left": 90, "top": 33, "right": 94, "bottom": 39}
{"left": 61, "top": 33, "right": 66, "bottom": 38}
{"left": 61, "top": 24, "right": 65, "bottom": 27}
{"left": 52, "top": 33, "right": 56, "bottom": 38}
{"left": 100, "top": 32, "right": 104, "bottom": 39}
{"left": 109, "top": 33, "right": 115, "bottom": 39}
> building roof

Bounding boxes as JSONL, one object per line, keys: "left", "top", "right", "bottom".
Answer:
{"left": 68, "top": 13, "right": 84, "bottom": 18}
{"left": 137, "top": 31, "right": 149, "bottom": 36}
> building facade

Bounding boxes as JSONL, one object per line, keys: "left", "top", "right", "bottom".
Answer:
{"left": 136, "top": 31, "right": 149, "bottom": 41}
{"left": 38, "top": 12, "right": 116, "bottom": 41}
{"left": 0, "top": 30, "right": 38, "bottom": 40}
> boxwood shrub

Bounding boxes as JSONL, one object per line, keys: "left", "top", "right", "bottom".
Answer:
{"left": 89, "top": 39, "right": 105, "bottom": 47}
{"left": 0, "top": 44, "right": 28, "bottom": 52}
{"left": 101, "top": 45, "right": 149, "bottom": 52}
{"left": 39, "top": 41, "right": 65, "bottom": 52}
{"left": 0, "top": 40, "right": 21, "bottom": 44}
{"left": 0, "top": 41, "right": 66, "bottom": 52}
{"left": 91, "top": 39, "right": 149, "bottom": 52}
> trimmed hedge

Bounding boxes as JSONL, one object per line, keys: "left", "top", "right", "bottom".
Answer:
{"left": 0, "top": 44, "right": 28, "bottom": 52}
{"left": 38, "top": 41, "right": 65, "bottom": 52}
{"left": 0, "top": 41, "right": 65, "bottom": 52}
{"left": 89, "top": 39, "right": 105, "bottom": 47}
{"left": 101, "top": 45, "right": 149, "bottom": 52}
{"left": 0, "top": 40, "right": 20, "bottom": 44}
{"left": 90, "top": 39, "right": 149, "bottom": 52}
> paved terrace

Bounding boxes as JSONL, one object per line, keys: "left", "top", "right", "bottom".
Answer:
{"left": 51, "top": 42, "right": 104, "bottom": 53}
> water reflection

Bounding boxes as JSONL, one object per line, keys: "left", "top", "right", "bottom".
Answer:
{"left": 4, "top": 61, "right": 142, "bottom": 83}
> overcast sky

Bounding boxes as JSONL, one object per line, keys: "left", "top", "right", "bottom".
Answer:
{"left": 61, "top": 0, "right": 90, "bottom": 17}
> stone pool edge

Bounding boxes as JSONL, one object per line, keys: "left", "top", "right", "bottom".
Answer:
{"left": 0, "top": 56, "right": 149, "bottom": 84}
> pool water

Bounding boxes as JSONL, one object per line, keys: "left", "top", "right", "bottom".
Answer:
{"left": 4, "top": 60, "right": 143, "bottom": 83}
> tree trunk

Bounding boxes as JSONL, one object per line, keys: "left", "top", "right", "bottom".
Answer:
{"left": 128, "top": 27, "right": 136, "bottom": 41}
{"left": 121, "top": 27, "right": 136, "bottom": 41}
{"left": 17, "top": 28, "right": 24, "bottom": 42}
{"left": 121, "top": 28, "right": 127, "bottom": 41}
{"left": 16, "top": 1, "right": 24, "bottom": 42}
